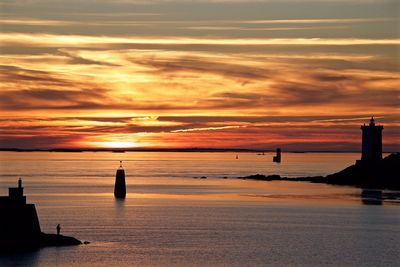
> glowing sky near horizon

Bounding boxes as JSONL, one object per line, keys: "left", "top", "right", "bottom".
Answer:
{"left": 0, "top": 0, "right": 399, "bottom": 150}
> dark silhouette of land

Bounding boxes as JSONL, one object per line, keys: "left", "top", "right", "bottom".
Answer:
{"left": 0, "top": 147, "right": 264, "bottom": 152}
{"left": 240, "top": 118, "right": 399, "bottom": 190}
{"left": 239, "top": 153, "right": 400, "bottom": 190}
{"left": 0, "top": 179, "right": 82, "bottom": 253}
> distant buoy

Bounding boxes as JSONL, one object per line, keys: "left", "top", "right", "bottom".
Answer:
{"left": 114, "top": 161, "right": 126, "bottom": 198}
{"left": 273, "top": 148, "right": 281, "bottom": 163}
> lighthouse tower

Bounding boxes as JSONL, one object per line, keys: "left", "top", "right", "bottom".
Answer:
{"left": 360, "top": 117, "right": 383, "bottom": 162}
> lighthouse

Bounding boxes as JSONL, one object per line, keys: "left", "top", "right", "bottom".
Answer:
{"left": 114, "top": 161, "right": 126, "bottom": 198}
{"left": 360, "top": 117, "right": 383, "bottom": 163}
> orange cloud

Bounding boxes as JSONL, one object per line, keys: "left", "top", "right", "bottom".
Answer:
{"left": 1, "top": 31, "right": 399, "bottom": 150}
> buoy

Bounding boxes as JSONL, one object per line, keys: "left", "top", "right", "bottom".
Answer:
{"left": 114, "top": 161, "right": 126, "bottom": 198}
{"left": 273, "top": 148, "right": 281, "bottom": 163}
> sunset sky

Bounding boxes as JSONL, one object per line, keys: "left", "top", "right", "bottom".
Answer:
{"left": 1, "top": 0, "right": 399, "bottom": 151}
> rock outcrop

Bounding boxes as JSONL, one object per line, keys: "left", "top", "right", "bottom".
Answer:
{"left": 239, "top": 153, "right": 400, "bottom": 190}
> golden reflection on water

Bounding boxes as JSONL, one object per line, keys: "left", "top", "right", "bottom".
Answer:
{"left": 27, "top": 177, "right": 362, "bottom": 206}
{"left": 0, "top": 152, "right": 396, "bottom": 207}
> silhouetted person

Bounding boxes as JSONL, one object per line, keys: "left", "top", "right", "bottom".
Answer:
{"left": 56, "top": 224, "right": 61, "bottom": 235}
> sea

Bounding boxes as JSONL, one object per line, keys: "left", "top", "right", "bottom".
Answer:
{"left": 0, "top": 152, "right": 399, "bottom": 266}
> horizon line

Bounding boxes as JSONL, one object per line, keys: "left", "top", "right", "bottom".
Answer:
{"left": 2, "top": 147, "right": 398, "bottom": 154}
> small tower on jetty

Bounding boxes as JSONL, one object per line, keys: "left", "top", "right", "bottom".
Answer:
{"left": 1, "top": 179, "right": 82, "bottom": 251}
{"left": 0, "top": 179, "right": 41, "bottom": 244}
{"left": 360, "top": 117, "right": 383, "bottom": 163}
{"left": 114, "top": 161, "right": 126, "bottom": 199}
{"left": 9, "top": 178, "right": 26, "bottom": 205}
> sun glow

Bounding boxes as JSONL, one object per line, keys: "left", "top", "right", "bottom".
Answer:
{"left": 104, "top": 141, "right": 137, "bottom": 148}
{"left": 80, "top": 132, "right": 159, "bottom": 148}
{"left": 94, "top": 141, "right": 138, "bottom": 148}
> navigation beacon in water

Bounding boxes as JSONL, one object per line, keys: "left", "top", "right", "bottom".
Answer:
{"left": 273, "top": 148, "right": 281, "bottom": 163}
{"left": 114, "top": 161, "right": 126, "bottom": 199}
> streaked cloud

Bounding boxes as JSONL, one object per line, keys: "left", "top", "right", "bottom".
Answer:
{"left": 183, "top": 26, "right": 349, "bottom": 31}
{"left": 1, "top": 0, "right": 399, "bottom": 150}
{"left": 171, "top": 125, "right": 241, "bottom": 133}
{"left": 2, "top": 33, "right": 400, "bottom": 47}
{"left": 0, "top": 18, "right": 75, "bottom": 26}
{"left": 2, "top": 115, "right": 399, "bottom": 150}
{"left": 242, "top": 17, "right": 396, "bottom": 24}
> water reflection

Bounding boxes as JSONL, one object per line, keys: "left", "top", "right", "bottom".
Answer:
{"left": 361, "top": 189, "right": 383, "bottom": 205}
{"left": 114, "top": 197, "right": 126, "bottom": 216}
{"left": 0, "top": 249, "right": 41, "bottom": 266}
{"left": 360, "top": 189, "right": 400, "bottom": 205}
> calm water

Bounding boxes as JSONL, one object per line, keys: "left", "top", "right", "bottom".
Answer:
{"left": 0, "top": 152, "right": 399, "bottom": 266}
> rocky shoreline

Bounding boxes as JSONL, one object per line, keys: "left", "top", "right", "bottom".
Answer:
{"left": 1, "top": 233, "right": 82, "bottom": 253}
{"left": 239, "top": 153, "right": 400, "bottom": 190}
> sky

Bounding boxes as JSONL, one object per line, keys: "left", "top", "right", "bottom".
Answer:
{"left": 0, "top": 0, "right": 399, "bottom": 151}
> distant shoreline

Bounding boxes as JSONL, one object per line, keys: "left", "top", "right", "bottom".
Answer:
{"left": 1, "top": 148, "right": 395, "bottom": 153}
